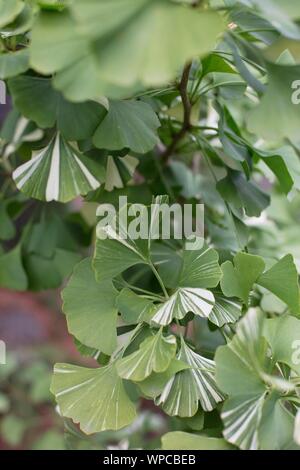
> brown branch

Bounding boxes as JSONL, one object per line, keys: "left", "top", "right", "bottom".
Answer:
{"left": 161, "top": 62, "right": 192, "bottom": 162}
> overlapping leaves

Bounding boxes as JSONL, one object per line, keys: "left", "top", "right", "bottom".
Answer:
{"left": 215, "top": 309, "right": 300, "bottom": 450}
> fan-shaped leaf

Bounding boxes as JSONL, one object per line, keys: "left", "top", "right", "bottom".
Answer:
{"left": 62, "top": 258, "right": 119, "bottom": 355}
{"left": 116, "top": 329, "right": 176, "bottom": 381}
{"left": 209, "top": 295, "right": 242, "bottom": 327}
{"left": 156, "top": 339, "right": 223, "bottom": 416}
{"left": 13, "top": 133, "right": 104, "bottom": 202}
{"left": 51, "top": 363, "right": 136, "bottom": 434}
{"left": 152, "top": 288, "right": 215, "bottom": 326}
{"left": 93, "top": 100, "right": 160, "bottom": 154}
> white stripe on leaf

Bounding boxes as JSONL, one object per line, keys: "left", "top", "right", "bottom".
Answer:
{"left": 13, "top": 133, "right": 103, "bottom": 202}
{"left": 152, "top": 288, "right": 215, "bottom": 326}
{"left": 155, "top": 339, "right": 224, "bottom": 416}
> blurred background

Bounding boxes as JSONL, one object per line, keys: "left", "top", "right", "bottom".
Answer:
{"left": 0, "top": 287, "right": 174, "bottom": 450}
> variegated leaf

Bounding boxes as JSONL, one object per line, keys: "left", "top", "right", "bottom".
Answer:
{"left": 152, "top": 287, "right": 215, "bottom": 326}
{"left": 116, "top": 328, "right": 177, "bottom": 382}
{"left": 13, "top": 133, "right": 105, "bottom": 202}
{"left": 155, "top": 339, "right": 224, "bottom": 416}
{"left": 105, "top": 155, "right": 138, "bottom": 191}
{"left": 221, "top": 394, "right": 266, "bottom": 450}
{"left": 51, "top": 363, "right": 136, "bottom": 434}
{"left": 209, "top": 295, "right": 242, "bottom": 327}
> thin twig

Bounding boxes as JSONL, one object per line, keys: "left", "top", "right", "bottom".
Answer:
{"left": 161, "top": 62, "right": 192, "bottom": 162}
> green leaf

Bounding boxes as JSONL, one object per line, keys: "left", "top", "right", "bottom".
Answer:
{"left": 138, "top": 359, "right": 190, "bottom": 399}
{"left": 221, "top": 393, "right": 266, "bottom": 450}
{"left": 116, "top": 288, "right": 156, "bottom": 324}
{"left": 13, "top": 133, "right": 105, "bottom": 202}
{"left": 116, "top": 328, "right": 177, "bottom": 381}
{"left": 0, "top": 202, "right": 15, "bottom": 240}
{"left": 93, "top": 205, "right": 149, "bottom": 281}
{"left": 51, "top": 363, "right": 136, "bottom": 434}
{"left": 30, "top": 10, "right": 89, "bottom": 74}
{"left": 220, "top": 252, "right": 265, "bottom": 304}
{"left": 215, "top": 309, "right": 300, "bottom": 450}
{"left": 0, "top": 0, "right": 24, "bottom": 28}
{"left": 104, "top": 155, "right": 138, "bottom": 192}
{"left": 215, "top": 309, "right": 267, "bottom": 397}
{"left": 179, "top": 239, "right": 222, "bottom": 288}
{"left": 263, "top": 316, "right": 300, "bottom": 375}
{"left": 161, "top": 431, "right": 233, "bottom": 450}
{"left": 258, "top": 392, "right": 298, "bottom": 450}
{"left": 217, "top": 171, "right": 270, "bottom": 217}
{"left": 8, "top": 75, "right": 106, "bottom": 140}
{"left": 257, "top": 255, "right": 300, "bottom": 313}
{"left": 156, "top": 338, "right": 224, "bottom": 416}
{"left": 152, "top": 287, "right": 215, "bottom": 326}
{"left": 1, "top": 3, "right": 34, "bottom": 37}
{"left": 248, "top": 63, "right": 300, "bottom": 142}
{"left": 0, "top": 245, "right": 27, "bottom": 291}
{"left": 209, "top": 295, "right": 242, "bottom": 327}
{"left": 0, "top": 50, "right": 29, "bottom": 79}
{"left": 71, "top": 0, "right": 225, "bottom": 87}
{"left": 62, "top": 258, "right": 119, "bottom": 355}
{"left": 93, "top": 100, "right": 160, "bottom": 153}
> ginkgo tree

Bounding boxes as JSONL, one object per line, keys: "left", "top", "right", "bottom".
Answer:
{"left": 0, "top": 0, "right": 300, "bottom": 451}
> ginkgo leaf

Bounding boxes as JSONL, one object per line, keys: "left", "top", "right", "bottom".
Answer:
{"left": 215, "top": 308, "right": 300, "bottom": 450}
{"left": 93, "top": 220, "right": 148, "bottom": 282}
{"left": 263, "top": 315, "right": 300, "bottom": 375}
{"left": 0, "top": 201, "right": 16, "bottom": 241}
{"left": 0, "top": 245, "right": 27, "bottom": 291}
{"left": 0, "top": 111, "right": 43, "bottom": 159}
{"left": 93, "top": 200, "right": 167, "bottom": 281}
{"left": 0, "top": 0, "right": 24, "bottom": 28}
{"left": 93, "top": 100, "right": 160, "bottom": 153}
{"left": 71, "top": 0, "right": 225, "bottom": 88}
{"left": 179, "top": 239, "right": 222, "bottom": 289}
{"left": 151, "top": 288, "right": 215, "bottom": 326}
{"left": 30, "top": 10, "right": 89, "bottom": 74}
{"left": 138, "top": 359, "right": 191, "bottom": 399}
{"left": 62, "top": 258, "right": 119, "bottom": 355}
{"left": 8, "top": 75, "right": 106, "bottom": 140}
{"left": 257, "top": 255, "right": 300, "bottom": 313}
{"left": 217, "top": 171, "right": 270, "bottom": 217}
{"left": 221, "top": 393, "right": 266, "bottom": 450}
{"left": 116, "top": 328, "right": 177, "bottom": 381}
{"left": 247, "top": 62, "right": 300, "bottom": 142}
{"left": 0, "top": 50, "right": 29, "bottom": 79}
{"left": 209, "top": 295, "right": 243, "bottom": 327}
{"left": 258, "top": 392, "right": 298, "bottom": 450}
{"left": 12, "top": 133, "right": 105, "bottom": 202}
{"left": 104, "top": 155, "right": 138, "bottom": 191}
{"left": 220, "top": 252, "right": 265, "bottom": 304}
{"left": 51, "top": 363, "right": 136, "bottom": 434}
{"left": 116, "top": 288, "right": 156, "bottom": 324}
{"left": 156, "top": 339, "right": 224, "bottom": 416}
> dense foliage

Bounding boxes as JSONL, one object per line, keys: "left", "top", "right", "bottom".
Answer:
{"left": 1, "top": 0, "right": 300, "bottom": 450}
